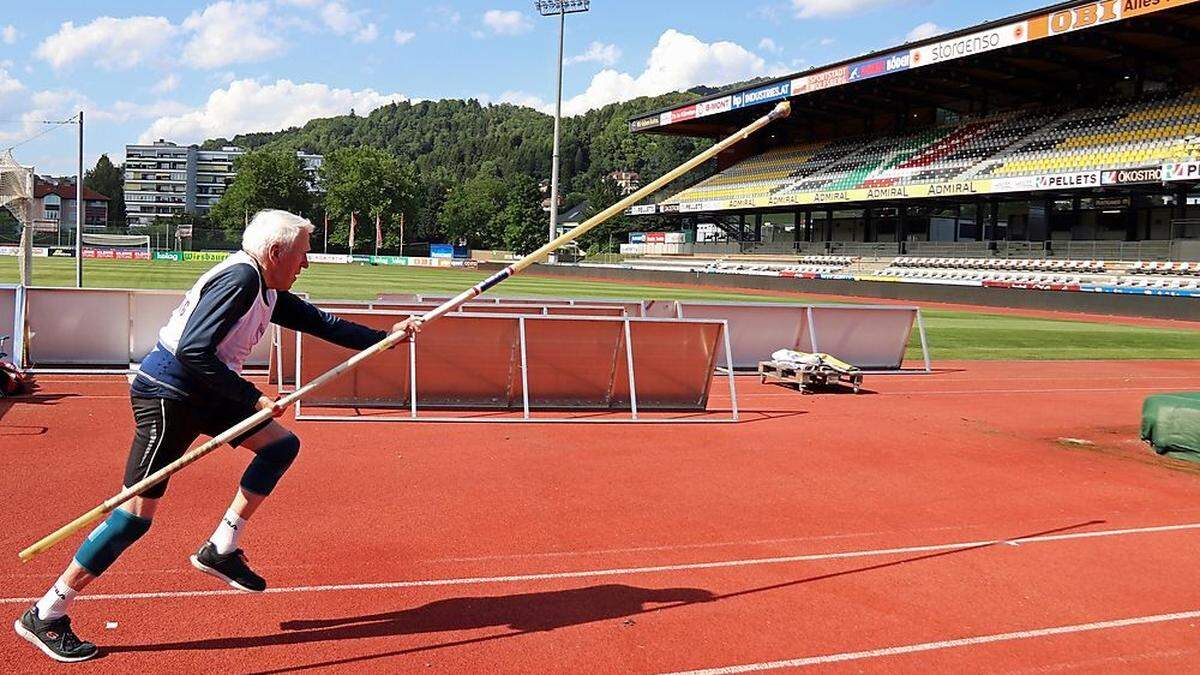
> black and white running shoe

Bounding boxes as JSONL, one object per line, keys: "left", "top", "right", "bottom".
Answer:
{"left": 14, "top": 607, "right": 99, "bottom": 663}
{"left": 190, "top": 543, "right": 267, "bottom": 592}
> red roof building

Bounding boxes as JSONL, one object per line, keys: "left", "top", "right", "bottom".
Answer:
{"left": 33, "top": 176, "right": 109, "bottom": 231}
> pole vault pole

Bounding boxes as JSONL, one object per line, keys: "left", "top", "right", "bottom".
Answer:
{"left": 19, "top": 101, "right": 791, "bottom": 563}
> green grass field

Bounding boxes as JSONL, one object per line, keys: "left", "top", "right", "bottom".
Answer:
{"left": 3, "top": 256, "right": 1198, "bottom": 361}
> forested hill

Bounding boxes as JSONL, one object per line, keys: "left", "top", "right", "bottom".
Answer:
{"left": 200, "top": 87, "right": 740, "bottom": 196}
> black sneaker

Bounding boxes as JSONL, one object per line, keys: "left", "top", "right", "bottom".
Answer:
{"left": 190, "top": 543, "right": 267, "bottom": 592}
{"left": 13, "top": 607, "right": 99, "bottom": 663}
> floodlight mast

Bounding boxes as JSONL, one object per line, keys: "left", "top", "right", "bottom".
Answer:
{"left": 535, "top": 0, "right": 589, "bottom": 263}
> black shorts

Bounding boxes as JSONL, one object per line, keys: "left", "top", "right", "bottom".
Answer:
{"left": 122, "top": 396, "right": 271, "bottom": 499}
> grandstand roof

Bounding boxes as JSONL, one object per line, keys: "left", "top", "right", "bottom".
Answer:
{"left": 630, "top": 0, "right": 1200, "bottom": 139}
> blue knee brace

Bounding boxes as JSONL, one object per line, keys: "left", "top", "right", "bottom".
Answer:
{"left": 73, "top": 508, "right": 152, "bottom": 576}
{"left": 240, "top": 434, "right": 300, "bottom": 496}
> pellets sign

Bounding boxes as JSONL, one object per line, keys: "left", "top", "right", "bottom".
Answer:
{"left": 731, "top": 81, "right": 791, "bottom": 110}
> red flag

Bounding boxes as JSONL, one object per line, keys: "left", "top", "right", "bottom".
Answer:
{"left": 349, "top": 212, "right": 356, "bottom": 250}
{"left": 375, "top": 213, "right": 383, "bottom": 245}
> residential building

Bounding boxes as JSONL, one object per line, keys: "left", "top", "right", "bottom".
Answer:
{"left": 32, "top": 176, "right": 109, "bottom": 234}
{"left": 124, "top": 140, "right": 323, "bottom": 226}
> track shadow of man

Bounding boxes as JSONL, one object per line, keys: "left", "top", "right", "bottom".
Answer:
{"left": 108, "top": 584, "right": 715, "bottom": 653}
{"left": 280, "top": 584, "right": 715, "bottom": 634}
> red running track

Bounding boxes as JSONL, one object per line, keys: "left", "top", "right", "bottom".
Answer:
{"left": 2, "top": 361, "right": 1200, "bottom": 673}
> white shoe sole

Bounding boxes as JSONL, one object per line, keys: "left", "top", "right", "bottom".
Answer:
{"left": 189, "top": 554, "right": 264, "bottom": 593}
{"left": 13, "top": 619, "right": 97, "bottom": 663}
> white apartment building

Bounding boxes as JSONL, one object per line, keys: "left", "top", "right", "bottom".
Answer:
{"left": 124, "top": 140, "right": 323, "bottom": 226}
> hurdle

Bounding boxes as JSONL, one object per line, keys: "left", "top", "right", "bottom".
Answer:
{"left": 292, "top": 311, "right": 738, "bottom": 423}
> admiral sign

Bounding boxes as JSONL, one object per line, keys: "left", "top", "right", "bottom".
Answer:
{"left": 848, "top": 51, "right": 911, "bottom": 81}
{"left": 1163, "top": 161, "right": 1200, "bottom": 182}
{"left": 1101, "top": 166, "right": 1161, "bottom": 185}
{"left": 732, "top": 81, "right": 791, "bottom": 110}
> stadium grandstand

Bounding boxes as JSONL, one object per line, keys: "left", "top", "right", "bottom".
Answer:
{"left": 622, "top": 0, "right": 1200, "bottom": 297}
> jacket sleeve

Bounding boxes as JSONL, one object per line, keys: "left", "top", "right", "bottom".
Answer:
{"left": 272, "top": 291, "right": 389, "bottom": 351}
{"left": 174, "top": 264, "right": 264, "bottom": 409}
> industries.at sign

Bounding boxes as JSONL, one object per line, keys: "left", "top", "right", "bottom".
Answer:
{"left": 731, "top": 81, "right": 792, "bottom": 109}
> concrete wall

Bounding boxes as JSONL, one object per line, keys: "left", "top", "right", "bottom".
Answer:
{"left": 490, "top": 263, "right": 1200, "bottom": 322}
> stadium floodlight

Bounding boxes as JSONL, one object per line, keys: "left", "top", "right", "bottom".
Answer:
{"left": 535, "top": 0, "right": 590, "bottom": 263}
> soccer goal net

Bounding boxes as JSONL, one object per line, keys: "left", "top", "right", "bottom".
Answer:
{"left": 0, "top": 150, "right": 35, "bottom": 284}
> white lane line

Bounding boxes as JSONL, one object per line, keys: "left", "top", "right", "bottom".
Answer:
{"left": 664, "top": 609, "right": 1200, "bottom": 674}
{"left": 3, "top": 521, "right": 1197, "bottom": 605}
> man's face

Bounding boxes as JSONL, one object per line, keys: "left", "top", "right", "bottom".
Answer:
{"left": 266, "top": 230, "right": 310, "bottom": 291}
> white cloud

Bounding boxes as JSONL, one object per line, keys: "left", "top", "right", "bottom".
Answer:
{"left": 482, "top": 9, "right": 533, "bottom": 36}
{"left": 503, "top": 30, "right": 771, "bottom": 117}
{"left": 92, "top": 99, "right": 192, "bottom": 124}
{"left": 565, "top": 42, "right": 621, "bottom": 66}
{"left": 792, "top": 0, "right": 897, "bottom": 18}
{"left": 276, "top": 0, "right": 322, "bottom": 6}
{"left": 35, "top": 16, "right": 176, "bottom": 70}
{"left": 758, "top": 37, "right": 781, "bottom": 54}
{"left": 355, "top": 23, "right": 379, "bottom": 42}
{"left": 182, "top": 1, "right": 286, "bottom": 69}
{"left": 427, "top": 6, "right": 462, "bottom": 30}
{"left": 152, "top": 73, "right": 181, "bottom": 93}
{"left": 317, "top": 1, "right": 375, "bottom": 42}
{"left": 2, "top": 25, "right": 17, "bottom": 44}
{"left": 140, "top": 78, "right": 407, "bottom": 144}
{"left": 906, "top": 21, "right": 944, "bottom": 42}
{"left": 0, "top": 66, "right": 22, "bottom": 97}
{"left": 394, "top": 30, "right": 416, "bottom": 45}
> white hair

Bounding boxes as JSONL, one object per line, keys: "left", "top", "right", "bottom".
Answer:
{"left": 242, "top": 209, "right": 314, "bottom": 257}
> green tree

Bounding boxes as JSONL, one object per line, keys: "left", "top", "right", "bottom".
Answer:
{"left": 581, "top": 175, "right": 632, "bottom": 253}
{"left": 210, "top": 149, "right": 313, "bottom": 236}
{"left": 84, "top": 154, "right": 124, "bottom": 226}
{"left": 319, "top": 146, "right": 417, "bottom": 251}
{"left": 438, "top": 167, "right": 507, "bottom": 248}
{"left": 500, "top": 174, "right": 546, "bottom": 255}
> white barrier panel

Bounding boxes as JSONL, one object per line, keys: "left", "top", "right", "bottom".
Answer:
{"left": 0, "top": 285, "right": 15, "bottom": 348}
{"left": 674, "top": 301, "right": 926, "bottom": 371}
{"left": 27, "top": 289, "right": 131, "bottom": 365}
{"left": 801, "top": 306, "right": 916, "bottom": 370}
{"left": 21, "top": 287, "right": 272, "bottom": 370}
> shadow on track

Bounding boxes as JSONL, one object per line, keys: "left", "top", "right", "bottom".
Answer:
{"left": 110, "top": 520, "right": 1103, "bottom": 672}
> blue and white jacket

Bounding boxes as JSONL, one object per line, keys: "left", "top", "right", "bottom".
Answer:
{"left": 133, "top": 251, "right": 386, "bottom": 408}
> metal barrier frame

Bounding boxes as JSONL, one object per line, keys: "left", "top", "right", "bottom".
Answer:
{"left": 294, "top": 312, "right": 738, "bottom": 424}
{"left": 671, "top": 300, "right": 931, "bottom": 373}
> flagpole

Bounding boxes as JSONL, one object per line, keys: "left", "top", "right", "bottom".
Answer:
{"left": 399, "top": 211, "right": 404, "bottom": 257}
{"left": 323, "top": 211, "right": 328, "bottom": 254}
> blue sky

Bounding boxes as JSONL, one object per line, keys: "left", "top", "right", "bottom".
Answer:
{"left": 0, "top": 0, "right": 1047, "bottom": 175}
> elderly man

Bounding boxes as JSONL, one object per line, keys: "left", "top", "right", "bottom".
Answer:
{"left": 15, "top": 210, "right": 419, "bottom": 662}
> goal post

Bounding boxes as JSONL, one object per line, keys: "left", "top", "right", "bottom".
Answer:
{"left": 80, "top": 232, "right": 151, "bottom": 259}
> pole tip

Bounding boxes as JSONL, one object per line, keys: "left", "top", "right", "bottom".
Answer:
{"left": 769, "top": 101, "right": 792, "bottom": 121}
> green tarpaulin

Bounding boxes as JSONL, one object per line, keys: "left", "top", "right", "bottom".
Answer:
{"left": 1142, "top": 392, "right": 1200, "bottom": 463}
